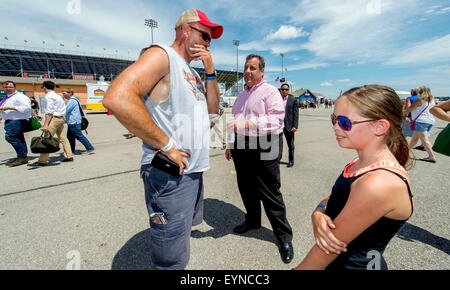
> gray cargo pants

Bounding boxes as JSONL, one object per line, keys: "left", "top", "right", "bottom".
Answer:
{"left": 140, "top": 164, "right": 204, "bottom": 270}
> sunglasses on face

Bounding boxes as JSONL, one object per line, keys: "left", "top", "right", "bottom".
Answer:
{"left": 330, "top": 113, "right": 377, "bottom": 131}
{"left": 189, "top": 25, "right": 211, "bottom": 43}
{"left": 280, "top": 88, "right": 289, "bottom": 91}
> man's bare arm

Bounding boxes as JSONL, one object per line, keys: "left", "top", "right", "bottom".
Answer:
{"left": 430, "top": 100, "right": 450, "bottom": 122}
{"left": 103, "top": 46, "right": 190, "bottom": 173}
{"left": 103, "top": 47, "right": 170, "bottom": 148}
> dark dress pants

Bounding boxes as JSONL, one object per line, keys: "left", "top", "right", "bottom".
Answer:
{"left": 67, "top": 123, "right": 94, "bottom": 152}
{"left": 231, "top": 134, "right": 293, "bottom": 244}
{"left": 282, "top": 128, "right": 295, "bottom": 163}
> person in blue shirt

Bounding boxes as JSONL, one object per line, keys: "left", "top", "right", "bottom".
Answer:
{"left": 62, "top": 88, "right": 95, "bottom": 154}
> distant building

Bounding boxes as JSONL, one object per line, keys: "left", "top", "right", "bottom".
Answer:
{"left": 292, "top": 89, "right": 318, "bottom": 103}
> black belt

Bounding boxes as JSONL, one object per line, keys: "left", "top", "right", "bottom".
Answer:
{"left": 4, "top": 119, "right": 27, "bottom": 123}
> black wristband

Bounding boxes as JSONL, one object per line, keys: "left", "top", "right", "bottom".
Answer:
{"left": 206, "top": 72, "right": 216, "bottom": 77}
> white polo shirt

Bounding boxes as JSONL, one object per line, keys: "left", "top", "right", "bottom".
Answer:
{"left": 0, "top": 91, "right": 31, "bottom": 120}
{"left": 44, "top": 91, "right": 66, "bottom": 116}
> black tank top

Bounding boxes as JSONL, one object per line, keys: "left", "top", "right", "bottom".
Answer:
{"left": 325, "top": 162, "right": 413, "bottom": 270}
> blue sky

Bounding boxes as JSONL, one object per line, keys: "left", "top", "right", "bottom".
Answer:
{"left": 2, "top": 0, "right": 450, "bottom": 98}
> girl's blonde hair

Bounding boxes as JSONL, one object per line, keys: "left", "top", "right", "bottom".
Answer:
{"left": 340, "top": 85, "right": 412, "bottom": 168}
{"left": 417, "top": 86, "right": 434, "bottom": 103}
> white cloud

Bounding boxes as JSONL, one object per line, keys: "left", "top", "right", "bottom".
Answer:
{"left": 239, "top": 40, "right": 267, "bottom": 52}
{"left": 290, "top": 61, "right": 328, "bottom": 71}
{"left": 348, "top": 61, "right": 366, "bottom": 67}
{"left": 264, "top": 61, "right": 328, "bottom": 73}
{"left": 320, "top": 82, "right": 333, "bottom": 87}
{"left": 268, "top": 44, "right": 303, "bottom": 55}
{"left": 436, "top": 7, "right": 450, "bottom": 14}
{"left": 385, "top": 34, "right": 450, "bottom": 65}
{"left": 428, "top": 65, "right": 450, "bottom": 74}
{"left": 239, "top": 41, "right": 300, "bottom": 56}
{"left": 266, "top": 25, "right": 309, "bottom": 41}
{"left": 288, "top": 0, "right": 424, "bottom": 62}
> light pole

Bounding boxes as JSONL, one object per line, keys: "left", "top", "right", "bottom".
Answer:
{"left": 233, "top": 40, "right": 240, "bottom": 93}
{"left": 280, "top": 53, "right": 284, "bottom": 79}
{"left": 145, "top": 19, "right": 158, "bottom": 44}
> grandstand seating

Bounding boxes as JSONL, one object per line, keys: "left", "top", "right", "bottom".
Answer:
{"left": 0, "top": 48, "right": 242, "bottom": 89}
{"left": 0, "top": 48, "right": 132, "bottom": 80}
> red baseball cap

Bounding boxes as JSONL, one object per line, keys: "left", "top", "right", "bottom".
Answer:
{"left": 175, "top": 9, "right": 223, "bottom": 39}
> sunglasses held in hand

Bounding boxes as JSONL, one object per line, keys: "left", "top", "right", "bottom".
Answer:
{"left": 331, "top": 113, "right": 377, "bottom": 131}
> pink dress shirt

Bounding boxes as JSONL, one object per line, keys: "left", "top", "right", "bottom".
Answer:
{"left": 232, "top": 81, "right": 285, "bottom": 136}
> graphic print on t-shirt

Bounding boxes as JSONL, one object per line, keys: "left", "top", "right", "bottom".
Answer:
{"left": 183, "top": 68, "right": 206, "bottom": 102}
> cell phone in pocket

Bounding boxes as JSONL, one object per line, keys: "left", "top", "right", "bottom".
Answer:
{"left": 150, "top": 212, "right": 167, "bottom": 224}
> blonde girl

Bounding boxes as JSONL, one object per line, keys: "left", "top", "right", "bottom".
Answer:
{"left": 294, "top": 85, "right": 413, "bottom": 270}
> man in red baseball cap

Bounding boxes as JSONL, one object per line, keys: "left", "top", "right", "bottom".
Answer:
{"left": 175, "top": 8, "right": 223, "bottom": 39}
{"left": 103, "top": 9, "right": 222, "bottom": 269}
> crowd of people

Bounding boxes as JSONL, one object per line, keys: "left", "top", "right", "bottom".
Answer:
{"left": 297, "top": 98, "right": 334, "bottom": 109}
{"left": 0, "top": 80, "right": 94, "bottom": 167}
{"left": 1, "top": 7, "right": 449, "bottom": 271}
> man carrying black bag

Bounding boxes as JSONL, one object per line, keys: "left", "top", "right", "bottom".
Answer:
{"left": 29, "top": 81, "right": 73, "bottom": 166}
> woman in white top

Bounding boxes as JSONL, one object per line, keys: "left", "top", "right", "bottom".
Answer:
{"left": 405, "top": 86, "right": 436, "bottom": 163}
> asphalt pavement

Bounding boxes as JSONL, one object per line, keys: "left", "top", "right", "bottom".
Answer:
{"left": 0, "top": 108, "right": 448, "bottom": 270}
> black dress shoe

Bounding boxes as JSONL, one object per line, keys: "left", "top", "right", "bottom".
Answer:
{"left": 28, "top": 161, "right": 47, "bottom": 167}
{"left": 279, "top": 242, "right": 294, "bottom": 264}
{"left": 62, "top": 157, "right": 74, "bottom": 162}
{"left": 233, "top": 222, "right": 260, "bottom": 234}
{"left": 287, "top": 162, "right": 294, "bottom": 168}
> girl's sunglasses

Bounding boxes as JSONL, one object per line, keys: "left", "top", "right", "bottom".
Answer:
{"left": 189, "top": 25, "right": 211, "bottom": 42}
{"left": 331, "top": 113, "right": 377, "bottom": 131}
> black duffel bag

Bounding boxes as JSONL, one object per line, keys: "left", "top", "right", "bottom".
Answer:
{"left": 30, "top": 132, "right": 60, "bottom": 153}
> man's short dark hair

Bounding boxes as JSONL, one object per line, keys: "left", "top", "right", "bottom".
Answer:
{"left": 281, "top": 83, "right": 290, "bottom": 89}
{"left": 42, "top": 81, "right": 55, "bottom": 90}
{"left": 246, "top": 54, "right": 265, "bottom": 70}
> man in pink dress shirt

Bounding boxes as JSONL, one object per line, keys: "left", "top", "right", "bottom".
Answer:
{"left": 225, "top": 54, "right": 294, "bottom": 264}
